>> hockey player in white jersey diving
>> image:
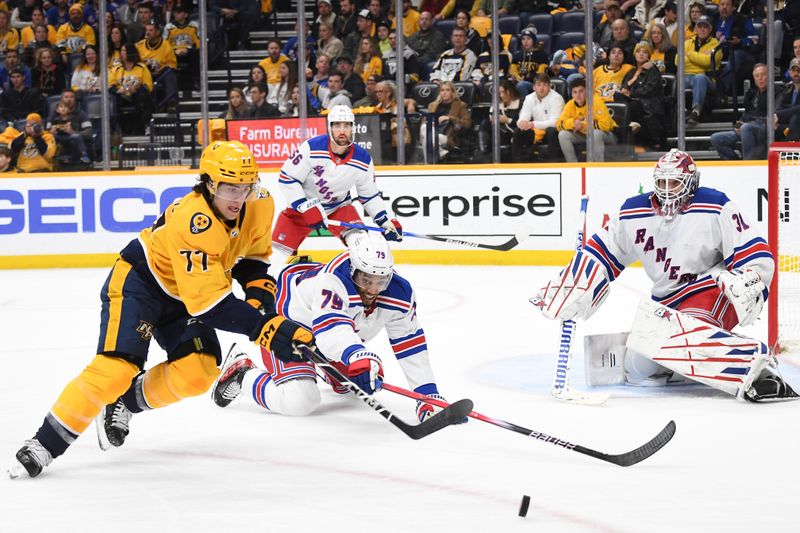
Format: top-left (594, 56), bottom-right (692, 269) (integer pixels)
top-left (534, 149), bottom-right (797, 401)
top-left (211, 232), bottom-right (460, 421)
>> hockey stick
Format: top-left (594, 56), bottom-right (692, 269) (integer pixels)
top-left (550, 196), bottom-right (610, 406)
top-left (324, 219), bottom-right (532, 252)
top-left (298, 346), bottom-right (473, 440)
top-left (382, 383), bottom-right (675, 467)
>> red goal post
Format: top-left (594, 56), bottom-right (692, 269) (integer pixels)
top-left (768, 142), bottom-right (800, 353)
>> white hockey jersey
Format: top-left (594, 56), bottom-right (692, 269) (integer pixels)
top-left (275, 253), bottom-right (440, 396)
top-left (585, 188), bottom-right (774, 308)
top-left (278, 134), bottom-right (389, 221)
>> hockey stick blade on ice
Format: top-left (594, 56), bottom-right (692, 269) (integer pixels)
top-left (382, 383), bottom-right (675, 466)
top-left (300, 346), bottom-right (473, 440)
top-left (325, 220), bottom-right (532, 252)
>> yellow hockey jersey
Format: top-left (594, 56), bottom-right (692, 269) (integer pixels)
top-left (21, 24), bottom-right (58, 47)
top-left (13, 131), bottom-right (57, 172)
top-left (137, 188), bottom-right (275, 316)
top-left (258, 54), bottom-right (289, 85)
top-left (557, 94), bottom-right (617, 133)
top-left (109, 62), bottom-right (153, 93)
top-left (164, 22), bottom-right (200, 53)
top-left (593, 64), bottom-right (635, 101)
top-left (136, 37), bottom-right (177, 72)
top-left (0, 27), bottom-right (19, 53)
top-left (56, 22), bottom-right (95, 54)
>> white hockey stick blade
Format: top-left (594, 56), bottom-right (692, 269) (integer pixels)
top-left (552, 387), bottom-right (610, 406)
top-left (515, 224), bottom-right (535, 246)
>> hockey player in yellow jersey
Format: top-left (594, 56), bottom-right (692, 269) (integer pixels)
top-left (8, 141), bottom-right (314, 479)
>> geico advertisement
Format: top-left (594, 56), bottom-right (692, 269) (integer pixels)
top-left (0, 174), bottom-right (194, 255)
top-left (584, 164), bottom-right (768, 234)
top-left (377, 170), bottom-right (567, 236)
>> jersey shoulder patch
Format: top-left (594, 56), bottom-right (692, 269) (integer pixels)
top-left (189, 212), bottom-right (212, 234)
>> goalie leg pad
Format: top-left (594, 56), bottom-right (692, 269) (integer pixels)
top-left (627, 297), bottom-right (769, 398)
top-left (140, 353), bottom-right (220, 409)
top-left (243, 369), bottom-right (320, 415)
top-left (40, 355), bottom-right (139, 458)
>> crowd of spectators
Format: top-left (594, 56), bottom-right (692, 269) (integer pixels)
top-left (1, 0), bottom-right (799, 170)
top-left (212, 0), bottom-right (800, 163)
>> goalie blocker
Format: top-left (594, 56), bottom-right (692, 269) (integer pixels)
top-left (584, 298), bottom-right (798, 402)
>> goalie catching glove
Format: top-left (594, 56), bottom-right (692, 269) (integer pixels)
top-left (374, 212), bottom-right (403, 242)
top-left (250, 313), bottom-right (314, 363)
top-left (716, 268), bottom-right (766, 327)
top-left (531, 251), bottom-right (610, 321)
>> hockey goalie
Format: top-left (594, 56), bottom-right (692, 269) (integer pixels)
top-left (533, 149), bottom-right (797, 402)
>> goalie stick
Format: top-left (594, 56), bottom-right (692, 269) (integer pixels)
top-left (299, 346), bottom-right (473, 440)
top-left (550, 196), bottom-right (610, 406)
top-left (324, 220), bottom-right (531, 252)
top-left (382, 383), bottom-right (676, 467)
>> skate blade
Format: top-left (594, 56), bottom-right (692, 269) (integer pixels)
top-left (95, 410), bottom-right (112, 451)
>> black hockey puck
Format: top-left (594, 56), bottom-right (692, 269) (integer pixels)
top-left (518, 495), bottom-right (530, 517)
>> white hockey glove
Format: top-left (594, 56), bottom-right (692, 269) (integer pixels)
top-left (297, 198), bottom-right (327, 229)
top-left (343, 350), bottom-right (384, 394)
top-left (716, 268), bottom-right (766, 327)
top-left (531, 251), bottom-right (610, 321)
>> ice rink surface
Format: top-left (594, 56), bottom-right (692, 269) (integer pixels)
top-left (2, 265), bottom-right (799, 533)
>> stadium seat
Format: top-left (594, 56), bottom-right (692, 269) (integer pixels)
top-left (498, 16), bottom-right (521, 36)
top-left (82, 94), bottom-right (117, 120)
top-left (554, 11), bottom-right (585, 34)
top-left (705, 4), bottom-right (719, 17)
top-left (411, 82), bottom-right (439, 109)
top-left (550, 78), bottom-right (568, 100)
top-left (526, 13), bottom-right (553, 35)
top-left (537, 34), bottom-right (552, 55)
top-left (453, 81), bottom-right (476, 105)
top-left (554, 31), bottom-right (585, 51)
top-left (606, 102), bottom-right (633, 160)
top-left (44, 94), bottom-right (61, 121)
top-left (507, 35), bottom-right (519, 53)
top-left (435, 19), bottom-right (456, 41)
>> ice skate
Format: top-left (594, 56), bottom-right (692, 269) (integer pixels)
top-left (212, 345), bottom-right (255, 408)
top-left (744, 375), bottom-right (799, 403)
top-left (8, 439), bottom-right (53, 479)
top-left (95, 398), bottom-right (133, 451)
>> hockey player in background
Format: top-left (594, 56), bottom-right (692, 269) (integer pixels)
top-left (211, 232), bottom-right (460, 423)
top-left (8, 141), bottom-right (314, 479)
top-left (533, 149), bottom-right (797, 402)
top-left (272, 104), bottom-right (402, 263)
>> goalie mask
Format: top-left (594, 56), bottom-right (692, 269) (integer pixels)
top-left (327, 104), bottom-right (355, 149)
top-left (349, 232), bottom-right (393, 295)
top-left (652, 149), bottom-right (699, 220)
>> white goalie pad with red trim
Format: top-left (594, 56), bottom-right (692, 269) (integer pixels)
top-left (626, 297), bottom-right (770, 398)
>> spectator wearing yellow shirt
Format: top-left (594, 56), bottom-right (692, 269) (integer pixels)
top-left (258, 39), bottom-right (289, 85)
top-left (354, 36), bottom-right (382, 83)
top-left (556, 78), bottom-right (617, 162)
top-left (109, 44), bottom-right (154, 135)
top-left (10, 113), bottom-right (57, 172)
top-left (0, 10), bottom-right (21, 54)
top-left (56, 4), bottom-right (95, 58)
top-left (20, 8), bottom-right (57, 48)
top-left (389, 0), bottom-right (420, 37)
top-left (681, 15), bottom-right (720, 125)
top-left (592, 45), bottom-right (635, 102)
top-left (137, 22), bottom-right (178, 109)
top-left (164, 5), bottom-right (200, 95)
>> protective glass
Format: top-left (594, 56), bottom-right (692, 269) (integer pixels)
top-left (213, 181), bottom-right (259, 201)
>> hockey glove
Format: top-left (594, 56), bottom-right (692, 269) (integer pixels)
top-left (374, 212), bottom-right (403, 242)
top-left (244, 276), bottom-right (277, 312)
top-left (250, 312), bottom-right (314, 363)
top-left (344, 350), bottom-right (384, 394)
top-left (416, 393), bottom-right (468, 424)
top-left (297, 198), bottom-right (326, 229)
top-left (716, 268), bottom-right (766, 327)
top-left (531, 251), bottom-right (610, 321)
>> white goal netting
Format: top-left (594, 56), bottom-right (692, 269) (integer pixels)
top-left (776, 147), bottom-right (800, 352)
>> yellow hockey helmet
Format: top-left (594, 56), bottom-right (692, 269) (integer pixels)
top-left (199, 141), bottom-right (260, 200)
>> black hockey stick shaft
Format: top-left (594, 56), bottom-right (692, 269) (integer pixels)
top-left (325, 220), bottom-right (529, 251)
top-left (382, 383), bottom-right (675, 466)
top-left (300, 347), bottom-right (473, 440)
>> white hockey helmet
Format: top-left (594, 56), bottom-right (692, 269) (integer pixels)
top-left (327, 104), bottom-right (355, 147)
top-left (652, 149), bottom-right (699, 219)
top-left (348, 232), bottom-right (393, 290)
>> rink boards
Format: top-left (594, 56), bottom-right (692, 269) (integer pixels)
top-left (0, 161), bottom-right (768, 269)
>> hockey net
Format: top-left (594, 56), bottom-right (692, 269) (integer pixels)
top-left (768, 143), bottom-right (800, 353)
